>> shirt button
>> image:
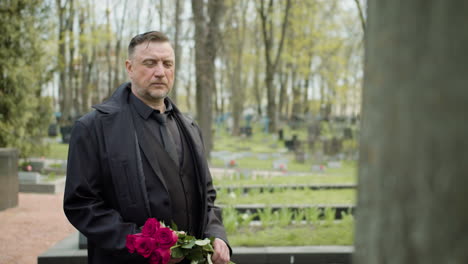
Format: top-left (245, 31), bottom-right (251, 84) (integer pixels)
top-left (163, 200), bottom-right (170, 206)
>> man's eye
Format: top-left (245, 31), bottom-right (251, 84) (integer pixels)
top-left (164, 62), bottom-right (173, 67)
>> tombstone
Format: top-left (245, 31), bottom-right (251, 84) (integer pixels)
top-left (323, 137), bottom-right (343, 156)
top-left (263, 116), bottom-right (270, 133)
top-left (295, 150), bottom-right (306, 163)
top-left (60, 125), bottom-right (73, 144)
top-left (343, 127), bottom-right (353, 140)
top-left (240, 126), bottom-right (253, 137)
top-left (273, 160), bottom-right (288, 171)
top-left (278, 129), bottom-right (284, 141)
top-left (308, 123), bottom-right (320, 151)
top-left (0, 148), bottom-right (18, 211)
top-left (327, 161), bottom-right (342, 169)
top-left (285, 134), bottom-right (301, 151)
top-left (48, 123), bottom-right (58, 137)
top-left (18, 171), bottom-right (41, 183)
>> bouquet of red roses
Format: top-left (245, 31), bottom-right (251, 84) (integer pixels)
top-left (126, 218), bottom-right (234, 264)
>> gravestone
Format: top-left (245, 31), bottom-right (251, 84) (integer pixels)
top-left (308, 123), bottom-right (320, 151)
top-left (285, 135), bottom-right (301, 151)
top-left (323, 137), bottom-right (343, 156)
top-left (273, 159), bottom-right (288, 171)
top-left (18, 171), bottom-right (41, 183)
top-left (48, 123), bottom-right (58, 137)
top-left (278, 129), bottom-right (284, 141)
top-left (60, 125), bottom-right (73, 144)
top-left (295, 150), bottom-right (306, 163)
top-left (0, 148), bottom-right (18, 211)
top-left (240, 126), bottom-right (253, 137)
top-left (343, 127), bottom-right (353, 140)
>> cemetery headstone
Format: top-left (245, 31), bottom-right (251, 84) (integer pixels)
top-left (240, 126), bottom-right (253, 137)
top-left (48, 123), bottom-right (58, 137)
top-left (60, 125), bottom-right (73, 144)
top-left (323, 137), bottom-right (343, 156)
top-left (285, 134), bottom-right (301, 151)
top-left (278, 129), bottom-right (284, 141)
top-left (343, 127), bottom-right (353, 140)
top-left (0, 148), bottom-right (18, 211)
top-left (295, 150), bottom-right (306, 163)
top-left (273, 159), bottom-right (288, 172)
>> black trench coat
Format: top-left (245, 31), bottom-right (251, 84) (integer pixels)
top-left (64, 82), bottom-right (229, 264)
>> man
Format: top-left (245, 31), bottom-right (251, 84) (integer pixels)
top-left (64, 31), bottom-right (231, 264)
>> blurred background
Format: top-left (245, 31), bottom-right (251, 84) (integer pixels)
top-left (0, 0), bottom-right (365, 263)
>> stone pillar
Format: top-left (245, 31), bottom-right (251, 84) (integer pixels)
top-left (0, 148), bottom-right (19, 211)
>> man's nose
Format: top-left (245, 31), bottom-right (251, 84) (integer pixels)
top-left (153, 63), bottom-right (165, 77)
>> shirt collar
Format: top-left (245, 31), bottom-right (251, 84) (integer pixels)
top-left (130, 93), bottom-right (173, 120)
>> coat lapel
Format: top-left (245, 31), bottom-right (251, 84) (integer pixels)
top-left (99, 99), bottom-right (153, 219)
top-left (130, 109), bottom-right (169, 192)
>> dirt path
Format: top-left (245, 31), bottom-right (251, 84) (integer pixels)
top-left (0, 192), bottom-right (75, 264)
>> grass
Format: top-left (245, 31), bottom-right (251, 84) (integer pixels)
top-left (223, 206), bottom-right (355, 246)
top-left (216, 189), bottom-right (356, 205)
top-left (213, 163), bottom-right (357, 186)
top-left (44, 142), bottom-right (69, 160)
top-left (228, 224), bottom-right (354, 246)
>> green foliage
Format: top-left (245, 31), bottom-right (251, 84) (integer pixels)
top-left (172, 232), bottom-right (235, 264)
top-left (42, 142), bottom-right (69, 160)
top-left (222, 207), bottom-right (355, 246)
top-left (0, 0), bottom-right (54, 157)
top-left (214, 172), bottom-right (356, 186)
top-left (217, 189), bottom-right (356, 205)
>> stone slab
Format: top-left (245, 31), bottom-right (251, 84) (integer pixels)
top-left (19, 177), bottom-right (66, 194)
top-left (222, 204), bottom-right (356, 220)
top-left (217, 184), bottom-right (357, 193)
top-left (0, 148), bottom-right (19, 211)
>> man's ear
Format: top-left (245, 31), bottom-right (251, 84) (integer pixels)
top-left (125, 59), bottom-right (133, 77)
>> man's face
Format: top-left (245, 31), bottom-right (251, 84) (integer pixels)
top-left (125, 41), bottom-right (175, 103)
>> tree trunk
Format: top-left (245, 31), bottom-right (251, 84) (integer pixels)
top-left (105, 2), bottom-right (112, 97)
top-left (258, 0), bottom-right (291, 133)
top-left (112, 0), bottom-right (128, 90)
top-left (65, 0), bottom-right (75, 121)
top-left (172, 0), bottom-right (182, 104)
top-left (278, 69), bottom-right (288, 120)
top-left (192, 0), bottom-right (224, 158)
top-left (56, 0), bottom-right (67, 124)
top-left (355, 1), bottom-right (468, 264)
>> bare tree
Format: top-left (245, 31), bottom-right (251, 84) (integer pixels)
top-left (56, 0), bottom-right (67, 123)
top-left (257, 0), bottom-right (291, 133)
top-left (192, 0), bottom-right (224, 157)
top-left (112, 0), bottom-right (128, 91)
top-left (355, 1), bottom-right (468, 263)
top-left (353, 0), bottom-right (366, 32)
top-left (172, 0), bottom-right (183, 104)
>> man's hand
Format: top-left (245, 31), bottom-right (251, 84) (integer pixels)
top-left (211, 238), bottom-right (230, 264)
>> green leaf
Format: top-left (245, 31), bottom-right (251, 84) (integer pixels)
top-left (181, 239), bottom-right (196, 249)
top-left (171, 220), bottom-right (179, 231)
top-left (207, 253), bottom-right (213, 264)
top-left (202, 243), bottom-right (214, 252)
top-left (171, 247), bottom-right (184, 259)
top-left (195, 239), bottom-right (211, 246)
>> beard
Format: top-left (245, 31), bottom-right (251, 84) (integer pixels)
top-left (147, 88), bottom-right (169, 100)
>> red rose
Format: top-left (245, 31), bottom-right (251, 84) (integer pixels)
top-left (150, 248), bottom-right (171, 264)
top-left (134, 236), bottom-right (157, 258)
top-left (142, 218), bottom-right (161, 237)
top-left (126, 234), bottom-right (138, 253)
top-left (155, 227), bottom-right (178, 249)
